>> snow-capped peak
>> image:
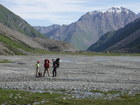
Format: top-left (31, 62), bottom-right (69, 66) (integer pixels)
top-left (87, 11), bottom-right (100, 15)
top-left (107, 6), bottom-right (130, 14)
top-left (85, 7), bottom-right (132, 16)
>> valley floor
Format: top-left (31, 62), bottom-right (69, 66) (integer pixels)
top-left (0, 55), bottom-right (140, 92)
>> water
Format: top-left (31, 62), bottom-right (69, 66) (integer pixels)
top-left (29, 89), bottom-right (107, 99)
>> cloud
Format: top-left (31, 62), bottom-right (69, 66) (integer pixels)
top-left (1, 0), bottom-right (140, 25)
top-left (4, 0), bottom-right (88, 13)
top-left (122, 3), bottom-right (140, 13)
top-left (1, 0), bottom-right (91, 25)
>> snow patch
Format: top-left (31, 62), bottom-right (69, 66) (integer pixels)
top-left (107, 7), bottom-right (130, 14)
top-left (87, 7), bottom-right (131, 15)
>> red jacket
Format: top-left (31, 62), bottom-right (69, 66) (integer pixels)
top-left (44, 59), bottom-right (50, 68)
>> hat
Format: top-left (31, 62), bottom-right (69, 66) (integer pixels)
top-left (37, 61), bottom-right (40, 63)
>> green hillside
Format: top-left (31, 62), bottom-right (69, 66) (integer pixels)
top-left (0, 4), bottom-right (44, 38)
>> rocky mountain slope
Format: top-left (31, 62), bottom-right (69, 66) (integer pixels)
top-left (34, 7), bottom-right (138, 50)
top-left (0, 24), bottom-right (74, 55)
top-left (87, 18), bottom-right (140, 53)
top-left (0, 23), bottom-right (45, 55)
top-left (0, 4), bottom-right (75, 55)
top-left (138, 13), bottom-right (140, 17)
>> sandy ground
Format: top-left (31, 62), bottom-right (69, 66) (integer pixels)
top-left (0, 55), bottom-right (140, 92)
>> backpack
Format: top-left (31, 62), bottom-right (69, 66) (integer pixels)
top-left (44, 59), bottom-right (50, 68)
top-left (55, 58), bottom-right (60, 67)
top-left (52, 61), bottom-right (56, 67)
top-left (38, 72), bottom-right (42, 77)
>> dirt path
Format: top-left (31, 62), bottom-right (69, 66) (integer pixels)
top-left (0, 55), bottom-right (140, 92)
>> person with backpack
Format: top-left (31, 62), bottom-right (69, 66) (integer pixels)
top-left (43, 59), bottom-right (50, 77)
top-left (52, 58), bottom-right (60, 77)
top-left (52, 59), bottom-right (56, 77)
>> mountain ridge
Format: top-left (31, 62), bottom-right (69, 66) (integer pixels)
top-left (0, 4), bottom-right (75, 55)
top-left (34, 7), bottom-right (138, 50)
top-left (87, 18), bottom-right (140, 53)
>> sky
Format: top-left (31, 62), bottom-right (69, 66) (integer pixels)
top-left (1, 0), bottom-right (140, 26)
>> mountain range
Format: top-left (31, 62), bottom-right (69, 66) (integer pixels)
top-left (34, 7), bottom-right (138, 50)
top-left (87, 17), bottom-right (140, 53)
top-left (0, 4), bottom-right (139, 54)
top-left (0, 4), bottom-right (74, 55)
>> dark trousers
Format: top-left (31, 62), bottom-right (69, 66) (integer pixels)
top-left (52, 67), bottom-right (57, 77)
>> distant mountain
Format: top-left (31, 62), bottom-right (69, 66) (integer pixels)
top-left (0, 4), bottom-right (75, 54)
top-left (34, 24), bottom-right (66, 41)
top-left (34, 7), bottom-right (137, 50)
top-left (87, 18), bottom-right (140, 53)
top-left (34, 25), bottom-right (62, 34)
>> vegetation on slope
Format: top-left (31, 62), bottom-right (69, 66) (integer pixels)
top-left (0, 4), bottom-right (44, 38)
top-left (0, 33), bottom-right (49, 55)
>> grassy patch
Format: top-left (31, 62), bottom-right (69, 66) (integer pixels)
top-left (0, 89), bottom-right (140, 105)
top-left (54, 52), bottom-right (140, 56)
top-left (0, 59), bottom-right (14, 63)
top-left (0, 89), bottom-right (67, 105)
top-left (78, 52), bottom-right (140, 56)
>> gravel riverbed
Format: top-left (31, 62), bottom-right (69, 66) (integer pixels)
top-left (0, 55), bottom-right (140, 92)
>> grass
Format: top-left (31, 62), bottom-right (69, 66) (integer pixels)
top-left (0, 89), bottom-right (140, 105)
top-left (0, 59), bottom-right (14, 63)
top-left (78, 52), bottom-right (140, 56)
top-left (0, 89), bottom-right (66, 105)
top-left (52, 51), bottom-right (140, 56)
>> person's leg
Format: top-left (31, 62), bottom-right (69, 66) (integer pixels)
top-left (54, 67), bottom-right (57, 77)
top-left (52, 67), bottom-right (56, 77)
top-left (36, 68), bottom-right (38, 77)
top-left (43, 68), bottom-right (46, 77)
top-left (47, 68), bottom-right (50, 77)
top-left (53, 67), bottom-right (55, 77)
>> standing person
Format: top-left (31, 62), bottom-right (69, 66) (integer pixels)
top-left (52, 59), bottom-right (56, 77)
top-left (52, 58), bottom-right (60, 77)
top-left (35, 61), bottom-right (40, 77)
top-left (43, 59), bottom-right (50, 77)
